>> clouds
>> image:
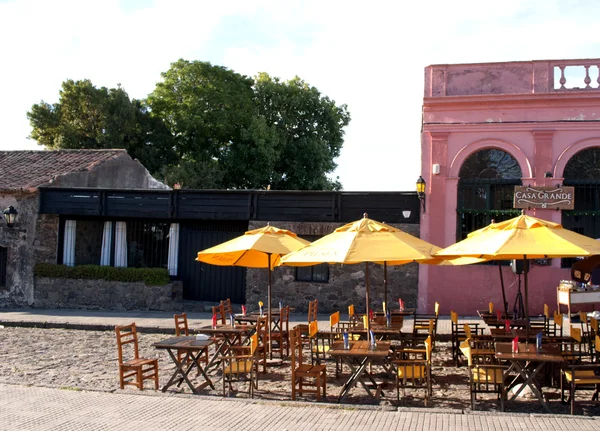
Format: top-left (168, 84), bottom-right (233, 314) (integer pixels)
top-left (2, 0), bottom-right (600, 190)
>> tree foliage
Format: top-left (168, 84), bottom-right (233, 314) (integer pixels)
top-left (27, 79), bottom-right (176, 175)
top-left (28, 61), bottom-right (351, 191)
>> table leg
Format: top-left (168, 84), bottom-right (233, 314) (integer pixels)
top-left (162, 349), bottom-right (200, 394)
top-left (506, 360), bottom-right (551, 413)
top-left (337, 357), bottom-right (384, 403)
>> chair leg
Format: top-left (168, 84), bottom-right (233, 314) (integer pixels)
top-left (119, 366), bottom-right (125, 390)
top-left (154, 362), bottom-right (159, 390)
top-left (137, 368), bottom-right (143, 390)
top-left (571, 383), bottom-right (576, 415)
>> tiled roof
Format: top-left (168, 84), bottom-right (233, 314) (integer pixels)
top-left (0, 149), bottom-right (130, 191)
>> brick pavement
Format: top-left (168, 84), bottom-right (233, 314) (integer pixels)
top-left (1, 383), bottom-right (599, 431)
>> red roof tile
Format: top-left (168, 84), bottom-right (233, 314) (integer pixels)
top-left (0, 149), bottom-right (130, 191)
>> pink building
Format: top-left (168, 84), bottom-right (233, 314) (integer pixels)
top-left (419, 59), bottom-right (600, 316)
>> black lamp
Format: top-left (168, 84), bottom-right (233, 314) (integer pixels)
top-left (416, 176), bottom-right (426, 212)
top-left (3, 206), bottom-right (17, 228)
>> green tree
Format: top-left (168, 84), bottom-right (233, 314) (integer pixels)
top-left (147, 61), bottom-right (350, 190)
top-left (251, 73), bottom-right (350, 190)
top-left (27, 79), bottom-right (176, 175)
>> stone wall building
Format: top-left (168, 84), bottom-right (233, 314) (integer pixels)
top-left (0, 149), bottom-right (169, 308)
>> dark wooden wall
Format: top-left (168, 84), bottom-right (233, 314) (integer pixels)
top-left (39, 188), bottom-right (420, 224)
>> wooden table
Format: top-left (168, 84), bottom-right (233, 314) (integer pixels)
top-left (328, 340), bottom-right (392, 403)
top-left (195, 324), bottom-right (255, 371)
top-left (495, 342), bottom-right (564, 413)
top-left (153, 336), bottom-right (214, 394)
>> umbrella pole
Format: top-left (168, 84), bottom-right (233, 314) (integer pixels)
top-left (365, 262), bottom-right (371, 340)
top-left (267, 253), bottom-right (272, 360)
top-left (384, 262), bottom-right (388, 313)
top-left (498, 262), bottom-right (509, 319)
top-left (524, 258), bottom-right (530, 343)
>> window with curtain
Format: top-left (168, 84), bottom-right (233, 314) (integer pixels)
top-left (561, 147), bottom-right (600, 268)
top-left (294, 235), bottom-right (329, 283)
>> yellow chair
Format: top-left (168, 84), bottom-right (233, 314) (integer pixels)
top-left (221, 332), bottom-right (259, 398)
top-left (561, 335), bottom-right (600, 414)
top-left (460, 339), bottom-right (506, 411)
top-left (394, 335), bottom-right (432, 406)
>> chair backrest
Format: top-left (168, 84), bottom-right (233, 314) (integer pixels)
top-left (488, 302), bottom-right (493, 314)
top-left (544, 304), bottom-right (551, 319)
top-left (434, 302), bottom-right (440, 317)
top-left (308, 299), bottom-right (318, 323)
top-left (221, 298), bottom-right (233, 316)
top-left (579, 311), bottom-right (589, 331)
top-left (212, 303), bottom-right (227, 324)
top-left (329, 311), bottom-right (340, 329)
top-left (348, 304), bottom-right (355, 320)
top-left (571, 326), bottom-right (582, 343)
top-left (424, 335), bottom-right (432, 362)
top-left (450, 311), bottom-right (458, 325)
top-left (115, 323), bottom-right (140, 364)
top-left (595, 334), bottom-right (600, 353)
top-left (464, 323), bottom-right (473, 339)
top-left (249, 332), bottom-right (258, 355)
top-left (174, 313), bottom-right (189, 336)
top-left (554, 312), bottom-right (564, 328)
top-left (256, 315), bottom-right (268, 340)
top-left (279, 306), bottom-right (290, 332)
top-left (591, 317), bottom-right (599, 334)
top-left (459, 338), bottom-right (473, 367)
top-left (309, 320), bottom-right (319, 338)
top-left (290, 327), bottom-right (304, 368)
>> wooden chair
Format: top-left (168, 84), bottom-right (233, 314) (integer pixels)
top-left (267, 306), bottom-right (290, 359)
top-left (546, 311), bottom-right (564, 337)
top-left (413, 302), bottom-right (440, 348)
top-left (221, 298), bottom-right (233, 317)
top-left (290, 326), bottom-right (327, 401)
top-left (450, 312), bottom-right (481, 367)
top-left (296, 299), bottom-right (318, 338)
top-left (561, 334), bottom-right (600, 414)
top-left (212, 303), bottom-right (227, 324)
top-left (460, 338), bottom-right (506, 411)
top-left (174, 313), bottom-right (208, 368)
top-left (254, 315), bottom-right (268, 373)
top-left (221, 332), bottom-right (259, 398)
top-left (393, 335), bottom-right (433, 406)
top-left (115, 323), bottom-right (159, 391)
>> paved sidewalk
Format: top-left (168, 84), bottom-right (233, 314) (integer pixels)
top-left (0, 308), bottom-right (485, 336)
top-left (1, 383), bottom-right (599, 431)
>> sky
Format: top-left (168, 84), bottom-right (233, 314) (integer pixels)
top-left (1, 0), bottom-right (600, 191)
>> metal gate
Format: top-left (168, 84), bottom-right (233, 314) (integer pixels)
top-left (178, 220), bottom-right (248, 303)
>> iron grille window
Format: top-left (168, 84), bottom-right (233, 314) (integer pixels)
top-left (0, 246), bottom-right (6, 287)
top-left (126, 221), bottom-right (170, 269)
top-left (560, 147), bottom-right (600, 267)
top-left (295, 235), bottom-right (329, 283)
top-left (457, 149), bottom-right (522, 266)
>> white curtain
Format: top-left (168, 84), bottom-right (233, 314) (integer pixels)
top-left (114, 221), bottom-right (127, 268)
top-left (167, 223), bottom-right (180, 276)
top-left (62, 220), bottom-right (76, 267)
top-left (100, 221), bottom-right (113, 266)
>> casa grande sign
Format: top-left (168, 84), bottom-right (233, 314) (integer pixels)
top-left (513, 186), bottom-right (574, 210)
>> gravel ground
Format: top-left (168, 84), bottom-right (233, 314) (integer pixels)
top-left (1, 326), bottom-right (600, 415)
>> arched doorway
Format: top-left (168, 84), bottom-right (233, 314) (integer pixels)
top-left (457, 148), bottom-right (522, 240)
top-left (562, 147), bottom-right (600, 267)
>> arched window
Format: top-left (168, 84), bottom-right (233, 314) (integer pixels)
top-left (457, 148), bottom-right (522, 239)
top-left (562, 147), bottom-right (600, 267)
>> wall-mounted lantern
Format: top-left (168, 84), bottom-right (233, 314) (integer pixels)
top-left (3, 206), bottom-right (18, 228)
top-left (416, 176), bottom-right (426, 213)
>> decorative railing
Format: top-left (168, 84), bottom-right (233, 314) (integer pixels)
top-left (552, 60), bottom-right (600, 91)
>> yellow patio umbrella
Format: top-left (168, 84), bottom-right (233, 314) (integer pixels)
top-left (279, 213), bottom-right (479, 329)
top-left (434, 213), bottom-right (600, 329)
top-left (196, 224), bottom-right (310, 358)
